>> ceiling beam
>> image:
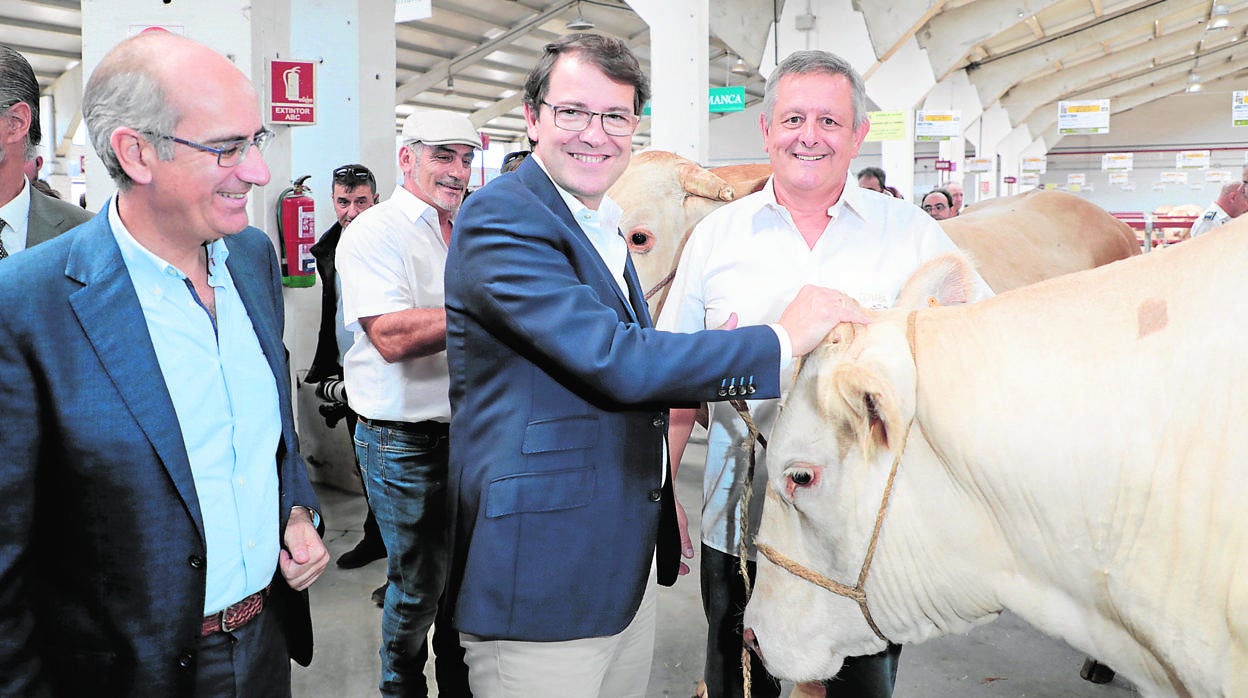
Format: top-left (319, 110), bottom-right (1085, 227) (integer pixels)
top-left (995, 13), bottom-right (1246, 127)
top-left (852, 0), bottom-right (949, 65)
top-left (919, 0), bottom-right (1063, 81)
top-left (967, 0), bottom-right (1176, 104)
top-left (396, 0), bottom-right (576, 103)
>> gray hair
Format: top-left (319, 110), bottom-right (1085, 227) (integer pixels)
top-left (0, 45), bottom-right (42, 161)
top-left (762, 50), bottom-right (867, 130)
top-left (81, 40), bottom-right (179, 190)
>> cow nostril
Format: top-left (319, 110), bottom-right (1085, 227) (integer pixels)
top-left (742, 627), bottom-right (763, 659)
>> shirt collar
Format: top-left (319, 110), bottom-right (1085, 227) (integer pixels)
top-left (756, 174), bottom-right (867, 223)
top-left (107, 194), bottom-right (230, 288)
top-left (531, 154), bottom-right (624, 235)
top-left (388, 184), bottom-right (447, 233)
top-left (0, 177), bottom-right (31, 242)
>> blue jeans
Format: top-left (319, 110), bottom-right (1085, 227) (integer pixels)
top-left (355, 418), bottom-right (458, 698)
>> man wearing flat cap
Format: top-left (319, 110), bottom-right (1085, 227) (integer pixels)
top-left (336, 109), bottom-right (479, 697)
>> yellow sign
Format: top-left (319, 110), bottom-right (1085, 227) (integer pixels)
top-left (865, 111), bottom-right (907, 142)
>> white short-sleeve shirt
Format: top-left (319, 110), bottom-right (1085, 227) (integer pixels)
top-left (337, 185), bottom-right (451, 423)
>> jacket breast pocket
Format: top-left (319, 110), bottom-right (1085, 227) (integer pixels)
top-left (486, 467), bottom-right (596, 518)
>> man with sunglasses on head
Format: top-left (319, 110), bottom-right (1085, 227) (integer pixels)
top-left (336, 110), bottom-right (478, 697)
top-left (306, 164), bottom-right (387, 595)
top-left (0, 32), bottom-right (328, 696)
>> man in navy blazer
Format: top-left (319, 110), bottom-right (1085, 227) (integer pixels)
top-left (444, 33), bottom-right (866, 696)
top-left (0, 32), bottom-right (328, 696)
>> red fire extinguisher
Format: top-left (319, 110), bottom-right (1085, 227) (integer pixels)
top-left (277, 175), bottom-right (316, 288)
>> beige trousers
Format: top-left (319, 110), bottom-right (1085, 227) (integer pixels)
top-left (460, 568), bottom-right (658, 698)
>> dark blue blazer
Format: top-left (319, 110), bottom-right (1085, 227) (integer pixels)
top-left (0, 209), bottom-right (319, 696)
top-left (444, 158), bottom-right (781, 641)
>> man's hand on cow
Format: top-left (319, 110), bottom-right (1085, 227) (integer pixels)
top-left (778, 286), bottom-right (871, 356)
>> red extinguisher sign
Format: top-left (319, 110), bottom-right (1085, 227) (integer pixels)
top-left (278, 175), bottom-right (317, 288)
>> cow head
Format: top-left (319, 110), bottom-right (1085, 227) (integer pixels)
top-left (743, 254), bottom-right (979, 682)
top-left (608, 151), bottom-right (737, 315)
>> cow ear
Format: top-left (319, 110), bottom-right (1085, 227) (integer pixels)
top-left (895, 253), bottom-right (977, 310)
top-left (818, 362), bottom-right (905, 461)
top-left (677, 162), bottom-right (735, 202)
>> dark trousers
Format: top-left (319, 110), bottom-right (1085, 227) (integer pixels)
top-left (701, 544), bottom-right (901, 698)
top-left (194, 604), bottom-right (291, 698)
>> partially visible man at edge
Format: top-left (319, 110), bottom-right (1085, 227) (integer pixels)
top-left (0, 31), bottom-right (328, 696)
top-left (443, 33), bottom-right (867, 697)
top-left (661, 50), bottom-right (992, 698)
top-left (1189, 170), bottom-right (1248, 238)
top-left (0, 44), bottom-right (91, 260)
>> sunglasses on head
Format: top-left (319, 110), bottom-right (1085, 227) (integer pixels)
top-left (333, 165), bottom-right (375, 184)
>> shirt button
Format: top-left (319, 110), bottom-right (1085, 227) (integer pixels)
top-left (248, 541), bottom-right (256, 550)
top-left (648, 488), bottom-right (662, 502)
top-left (177, 651), bottom-right (195, 668)
top-left (187, 555), bottom-right (204, 569)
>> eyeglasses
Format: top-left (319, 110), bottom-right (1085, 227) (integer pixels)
top-left (541, 101), bottom-right (640, 137)
top-left (151, 129), bottom-right (275, 167)
top-left (333, 165), bottom-right (376, 184)
top-left (922, 202), bottom-right (949, 212)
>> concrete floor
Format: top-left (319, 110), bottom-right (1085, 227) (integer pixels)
top-left (292, 437), bottom-right (1142, 697)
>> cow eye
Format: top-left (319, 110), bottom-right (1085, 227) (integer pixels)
top-left (626, 227), bottom-right (655, 253)
top-left (785, 466), bottom-right (816, 487)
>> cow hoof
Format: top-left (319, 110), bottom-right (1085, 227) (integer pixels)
top-left (1080, 657), bottom-right (1116, 684)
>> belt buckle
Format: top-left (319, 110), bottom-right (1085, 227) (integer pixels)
top-left (219, 605), bottom-right (242, 633)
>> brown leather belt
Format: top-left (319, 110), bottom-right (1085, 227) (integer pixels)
top-left (202, 585), bottom-right (270, 636)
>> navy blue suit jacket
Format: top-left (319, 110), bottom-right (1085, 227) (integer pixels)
top-left (444, 158), bottom-right (781, 641)
top-left (0, 209), bottom-right (319, 696)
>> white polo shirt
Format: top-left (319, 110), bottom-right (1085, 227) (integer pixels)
top-left (337, 185), bottom-right (451, 423)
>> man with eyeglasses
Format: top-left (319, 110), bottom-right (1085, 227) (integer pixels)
top-left (443, 34), bottom-right (866, 696)
top-left (0, 45), bottom-right (91, 261)
top-left (305, 164), bottom-right (387, 587)
top-left (1189, 169), bottom-right (1248, 238)
top-left (922, 188), bottom-right (956, 220)
top-left (0, 32), bottom-right (328, 695)
top-left (336, 110), bottom-right (478, 697)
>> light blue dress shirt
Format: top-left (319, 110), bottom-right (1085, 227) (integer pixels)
top-left (108, 199), bottom-right (282, 614)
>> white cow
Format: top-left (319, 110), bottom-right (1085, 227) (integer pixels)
top-left (743, 224), bottom-right (1248, 697)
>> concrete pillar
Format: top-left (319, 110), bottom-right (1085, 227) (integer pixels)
top-left (629, 0), bottom-right (709, 161)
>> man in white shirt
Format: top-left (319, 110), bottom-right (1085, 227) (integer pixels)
top-left (658, 50), bottom-right (991, 698)
top-left (336, 110), bottom-right (478, 697)
top-left (1189, 173), bottom-right (1248, 238)
top-left (0, 44), bottom-right (90, 260)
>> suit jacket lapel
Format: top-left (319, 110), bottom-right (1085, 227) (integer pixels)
top-left (64, 214), bottom-right (206, 537)
top-left (516, 159), bottom-right (640, 323)
top-left (26, 188), bottom-right (65, 247)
